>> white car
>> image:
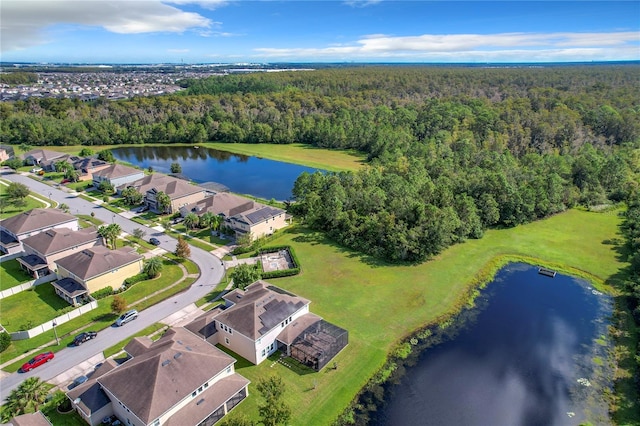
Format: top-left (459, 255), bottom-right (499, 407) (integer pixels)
top-left (115, 309), bottom-right (138, 326)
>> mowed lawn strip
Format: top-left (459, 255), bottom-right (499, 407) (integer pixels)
top-left (221, 208), bottom-right (623, 425)
top-left (0, 179), bottom-right (48, 219)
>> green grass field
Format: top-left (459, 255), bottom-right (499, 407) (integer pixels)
top-left (0, 259), bottom-right (33, 291)
top-left (220, 208), bottom-right (624, 425)
top-left (0, 179), bottom-right (49, 219)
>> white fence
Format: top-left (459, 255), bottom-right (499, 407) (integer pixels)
top-left (0, 252), bottom-right (22, 263)
top-left (0, 273), bottom-right (56, 300)
top-left (9, 299), bottom-right (98, 340)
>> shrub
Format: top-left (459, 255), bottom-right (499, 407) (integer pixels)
top-left (0, 332), bottom-right (11, 353)
top-left (124, 273), bottom-right (148, 286)
top-left (91, 287), bottom-right (113, 300)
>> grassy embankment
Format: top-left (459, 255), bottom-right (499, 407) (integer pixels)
top-left (219, 208), bottom-right (624, 425)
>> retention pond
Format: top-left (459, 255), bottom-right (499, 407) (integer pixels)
top-left (375, 263), bottom-right (613, 426)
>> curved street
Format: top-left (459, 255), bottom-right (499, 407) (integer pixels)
top-left (0, 172), bottom-right (225, 400)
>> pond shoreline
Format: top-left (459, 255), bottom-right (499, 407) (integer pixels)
top-left (337, 255), bottom-right (615, 425)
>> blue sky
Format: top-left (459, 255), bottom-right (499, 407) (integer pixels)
top-left (2, 1), bottom-right (639, 64)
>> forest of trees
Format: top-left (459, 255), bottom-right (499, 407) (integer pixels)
top-left (1, 66), bottom-right (638, 263)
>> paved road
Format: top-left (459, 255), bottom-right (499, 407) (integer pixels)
top-left (0, 172), bottom-right (224, 400)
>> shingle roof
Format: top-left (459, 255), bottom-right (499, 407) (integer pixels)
top-left (233, 205), bottom-right (284, 225)
top-left (181, 193), bottom-right (254, 217)
top-left (126, 174), bottom-right (202, 200)
top-left (93, 163), bottom-right (142, 179)
top-left (163, 374), bottom-right (250, 426)
top-left (55, 245), bottom-right (142, 280)
top-left (98, 327), bottom-right (237, 425)
top-left (218, 281), bottom-right (309, 340)
top-left (0, 208), bottom-right (77, 236)
top-left (21, 148), bottom-right (67, 164)
top-left (52, 277), bottom-right (88, 298)
top-left (21, 227), bottom-right (100, 255)
top-left (8, 411), bottom-right (51, 426)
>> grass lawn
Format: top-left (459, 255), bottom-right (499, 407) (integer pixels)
top-left (0, 257), bottom-right (186, 369)
top-left (202, 142), bottom-right (366, 172)
top-left (0, 179), bottom-right (48, 219)
top-left (1, 284), bottom-right (70, 332)
top-left (0, 259), bottom-right (33, 290)
top-left (219, 208), bottom-right (625, 425)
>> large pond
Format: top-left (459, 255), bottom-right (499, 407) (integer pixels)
top-left (111, 145), bottom-right (319, 201)
top-left (375, 263), bottom-right (612, 426)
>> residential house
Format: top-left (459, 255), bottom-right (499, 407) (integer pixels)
top-left (0, 208), bottom-right (78, 255)
top-left (6, 411), bottom-right (52, 426)
top-left (71, 157), bottom-right (110, 181)
top-left (67, 327), bottom-right (250, 426)
top-left (53, 245), bottom-right (143, 305)
top-left (21, 149), bottom-right (67, 167)
top-left (123, 174), bottom-right (205, 214)
top-left (18, 227), bottom-right (102, 278)
top-left (186, 281), bottom-right (348, 371)
top-left (0, 148), bottom-right (10, 163)
top-left (180, 192), bottom-right (290, 241)
top-left (92, 164), bottom-right (145, 190)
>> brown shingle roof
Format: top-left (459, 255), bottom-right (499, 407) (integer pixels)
top-left (218, 281), bottom-right (310, 340)
top-left (93, 163), bottom-right (141, 179)
top-left (21, 226), bottom-right (100, 255)
top-left (21, 148), bottom-right (67, 164)
top-left (126, 174), bottom-right (202, 200)
top-left (98, 328), bottom-right (236, 424)
top-left (55, 245), bottom-right (142, 280)
top-left (163, 374), bottom-right (250, 426)
top-left (0, 208), bottom-right (76, 236)
top-left (8, 412), bottom-right (51, 426)
top-left (181, 193), bottom-right (254, 217)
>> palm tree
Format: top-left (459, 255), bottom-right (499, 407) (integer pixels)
top-left (143, 257), bottom-right (163, 278)
top-left (183, 213), bottom-right (199, 231)
top-left (64, 167), bottom-right (80, 182)
top-left (2, 377), bottom-right (49, 420)
top-left (54, 160), bottom-right (72, 173)
top-left (201, 212), bottom-right (222, 235)
top-left (156, 191), bottom-right (171, 214)
top-left (98, 223), bottom-right (121, 249)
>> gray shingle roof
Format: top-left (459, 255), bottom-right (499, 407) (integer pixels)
top-left (125, 174), bottom-right (202, 200)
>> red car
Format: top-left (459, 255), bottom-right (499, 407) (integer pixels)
top-left (21, 352), bottom-right (54, 372)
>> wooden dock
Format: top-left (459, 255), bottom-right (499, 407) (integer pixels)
top-left (538, 267), bottom-right (557, 278)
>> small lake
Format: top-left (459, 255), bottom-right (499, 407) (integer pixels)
top-left (375, 263), bottom-right (613, 426)
top-left (111, 145), bottom-right (319, 201)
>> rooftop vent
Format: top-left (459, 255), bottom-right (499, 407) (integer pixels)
top-left (161, 360), bottom-right (171, 367)
top-left (174, 352), bottom-right (182, 359)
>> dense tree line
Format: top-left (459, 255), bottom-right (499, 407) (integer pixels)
top-left (1, 66), bottom-right (638, 262)
top-left (1, 66), bottom-right (638, 152)
top-left (0, 72), bottom-right (38, 85)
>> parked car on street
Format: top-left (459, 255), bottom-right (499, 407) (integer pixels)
top-left (73, 331), bottom-right (97, 346)
top-left (115, 309), bottom-right (138, 326)
top-left (149, 237), bottom-right (161, 246)
top-left (21, 352), bottom-right (54, 372)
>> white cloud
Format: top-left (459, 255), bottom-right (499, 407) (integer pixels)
top-left (167, 48), bottom-right (190, 53)
top-left (254, 31), bottom-right (640, 62)
top-left (1, 0), bottom-right (212, 52)
top-left (343, 0), bottom-right (383, 8)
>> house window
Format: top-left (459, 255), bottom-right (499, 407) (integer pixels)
top-left (261, 348), bottom-right (266, 357)
top-left (153, 420), bottom-right (160, 426)
top-left (204, 382), bottom-right (209, 389)
top-left (225, 337), bottom-right (230, 345)
top-left (192, 391), bottom-right (197, 397)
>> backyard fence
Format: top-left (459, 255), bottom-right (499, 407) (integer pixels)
top-left (0, 273), bottom-right (56, 300)
top-left (8, 299), bottom-right (98, 340)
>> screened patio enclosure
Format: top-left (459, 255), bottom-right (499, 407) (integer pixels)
top-left (286, 319), bottom-right (348, 371)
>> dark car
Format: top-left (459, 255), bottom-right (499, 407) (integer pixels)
top-left (73, 331), bottom-right (97, 346)
top-left (149, 237), bottom-right (161, 246)
top-left (21, 352), bottom-right (54, 372)
top-left (69, 375), bottom-right (89, 389)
